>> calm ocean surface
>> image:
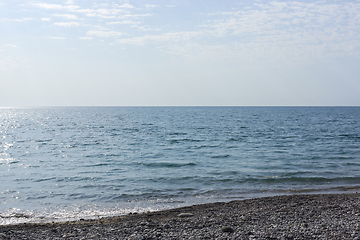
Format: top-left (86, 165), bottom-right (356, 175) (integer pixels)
top-left (1, 107), bottom-right (359, 225)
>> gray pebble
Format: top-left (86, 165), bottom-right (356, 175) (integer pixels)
top-left (178, 213), bottom-right (194, 217)
top-left (221, 226), bottom-right (234, 233)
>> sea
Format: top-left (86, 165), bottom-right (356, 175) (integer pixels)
top-left (1, 107), bottom-right (359, 225)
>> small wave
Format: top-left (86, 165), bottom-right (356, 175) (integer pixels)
top-left (14, 178), bottom-right (34, 182)
top-left (339, 134), bottom-right (360, 139)
top-left (226, 146), bottom-right (238, 149)
top-left (33, 177), bottom-right (56, 183)
top-left (56, 176), bottom-right (101, 183)
top-left (64, 144), bottom-right (78, 148)
top-left (159, 200), bottom-right (186, 203)
top-left (227, 137), bottom-right (245, 142)
top-left (136, 161), bottom-right (197, 168)
top-left (123, 127), bottom-right (140, 132)
top-left (168, 132), bottom-right (187, 136)
top-left (25, 195), bottom-right (48, 200)
top-left (275, 185), bottom-right (360, 194)
top-left (82, 142), bottom-right (102, 146)
top-left (35, 139), bottom-right (52, 143)
top-left (209, 170), bottom-right (239, 176)
top-left (177, 187), bottom-right (197, 191)
top-left (254, 176), bottom-right (360, 185)
top-left (344, 162), bottom-right (360, 166)
top-left (193, 145), bottom-right (219, 149)
top-left (169, 139), bottom-right (202, 144)
top-left (110, 133), bottom-right (122, 136)
top-left (211, 154), bottom-right (231, 158)
top-left (0, 213), bottom-right (31, 219)
top-left (0, 158), bottom-right (19, 165)
top-left (331, 185), bottom-right (360, 191)
top-left (324, 156), bottom-right (355, 161)
top-left (79, 184), bottom-right (100, 189)
top-left (84, 163), bottom-right (111, 167)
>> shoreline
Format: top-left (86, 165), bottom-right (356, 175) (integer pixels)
top-left (1, 193), bottom-right (360, 239)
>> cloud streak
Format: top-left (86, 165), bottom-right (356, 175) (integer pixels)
top-left (4, 18), bottom-right (33, 21)
top-left (86, 30), bottom-right (124, 37)
top-left (32, 3), bottom-right (80, 10)
top-left (53, 14), bottom-right (79, 19)
top-left (54, 22), bottom-right (80, 27)
top-left (117, 31), bottom-right (209, 45)
top-left (49, 36), bottom-right (67, 39)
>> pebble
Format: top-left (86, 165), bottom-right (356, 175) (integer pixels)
top-left (221, 226), bottom-right (234, 233)
top-left (178, 213), bottom-right (194, 217)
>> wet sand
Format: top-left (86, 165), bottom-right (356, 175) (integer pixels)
top-left (1, 193), bottom-right (360, 239)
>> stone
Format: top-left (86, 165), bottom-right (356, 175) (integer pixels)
top-left (178, 213), bottom-right (194, 217)
top-left (221, 226), bottom-right (234, 233)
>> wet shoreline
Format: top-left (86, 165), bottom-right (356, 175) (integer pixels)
top-left (1, 193), bottom-right (360, 239)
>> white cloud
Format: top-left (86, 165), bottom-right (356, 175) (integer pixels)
top-left (79, 36), bottom-right (93, 40)
top-left (107, 20), bottom-right (140, 25)
top-left (53, 14), bottom-right (79, 19)
top-left (54, 22), bottom-right (80, 27)
top-left (5, 44), bottom-right (17, 48)
top-left (5, 18), bottom-right (33, 21)
top-left (71, 6), bottom-right (135, 19)
top-left (32, 3), bottom-right (64, 10)
top-left (0, 57), bottom-right (18, 70)
top-left (145, 4), bottom-right (157, 8)
top-left (118, 31), bottom-right (208, 45)
top-left (87, 14), bottom-right (117, 19)
top-left (118, 3), bottom-right (134, 9)
top-left (41, 18), bottom-right (51, 21)
top-left (65, 0), bottom-right (74, 4)
top-left (125, 13), bottom-right (152, 18)
top-left (71, 8), bottom-right (94, 14)
top-left (86, 30), bottom-right (124, 37)
top-left (96, 8), bottom-right (124, 15)
top-left (135, 26), bottom-right (161, 32)
top-left (32, 3), bottom-right (79, 10)
top-left (49, 36), bottom-right (67, 39)
top-left (65, 5), bottom-right (80, 11)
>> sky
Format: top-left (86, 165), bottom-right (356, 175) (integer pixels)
top-left (1, 0), bottom-right (360, 106)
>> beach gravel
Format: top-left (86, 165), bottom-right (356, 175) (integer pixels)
top-left (1, 193), bottom-right (360, 239)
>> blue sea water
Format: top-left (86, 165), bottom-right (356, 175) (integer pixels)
top-left (1, 107), bottom-right (360, 225)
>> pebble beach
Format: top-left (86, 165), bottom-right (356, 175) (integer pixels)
top-left (1, 193), bottom-right (360, 239)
